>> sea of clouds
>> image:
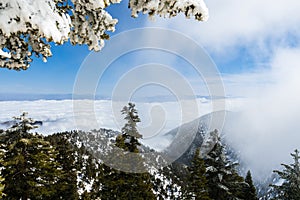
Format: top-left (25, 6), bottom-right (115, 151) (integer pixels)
top-left (0, 98), bottom-right (241, 134)
top-left (0, 98), bottom-right (241, 147)
top-left (0, 89), bottom-right (299, 181)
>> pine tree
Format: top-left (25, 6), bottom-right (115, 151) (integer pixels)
top-left (0, 149), bottom-right (5, 198)
top-left (101, 103), bottom-right (156, 200)
top-left (45, 132), bottom-right (79, 200)
top-left (204, 132), bottom-right (246, 200)
top-left (270, 149), bottom-right (300, 200)
top-left (186, 148), bottom-right (210, 200)
top-left (49, 131), bottom-right (104, 199)
top-left (117, 102), bottom-right (142, 153)
top-left (244, 170), bottom-right (258, 200)
top-left (0, 113), bottom-right (65, 200)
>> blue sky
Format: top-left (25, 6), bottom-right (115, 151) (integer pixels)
top-left (0, 0), bottom-right (258, 96)
top-left (1, 0), bottom-right (300, 99)
top-left (0, 1), bottom-right (148, 95)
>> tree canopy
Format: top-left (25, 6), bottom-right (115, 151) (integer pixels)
top-left (0, 113), bottom-right (65, 199)
top-left (0, 112), bottom-right (263, 199)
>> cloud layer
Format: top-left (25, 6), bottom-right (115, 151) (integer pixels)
top-left (0, 98), bottom-right (228, 138)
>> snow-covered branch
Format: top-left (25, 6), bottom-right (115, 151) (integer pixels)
top-left (129, 0), bottom-right (208, 21)
top-left (0, 0), bottom-right (119, 70)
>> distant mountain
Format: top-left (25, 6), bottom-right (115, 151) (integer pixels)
top-left (162, 110), bottom-right (227, 165)
top-left (0, 93), bottom-right (113, 101)
top-left (0, 93), bottom-right (225, 102)
top-left (0, 93), bottom-right (73, 101)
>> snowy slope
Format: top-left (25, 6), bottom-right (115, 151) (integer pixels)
top-left (161, 111), bottom-right (280, 198)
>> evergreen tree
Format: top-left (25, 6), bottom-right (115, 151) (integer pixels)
top-left (204, 132), bottom-right (246, 200)
top-left (101, 103), bottom-right (156, 200)
top-left (0, 149), bottom-right (5, 198)
top-left (46, 131), bottom-right (105, 199)
top-left (244, 170), bottom-right (258, 200)
top-left (45, 132), bottom-right (79, 200)
top-left (0, 113), bottom-right (65, 200)
top-left (186, 148), bottom-right (210, 200)
top-left (270, 149), bottom-right (300, 200)
top-left (117, 102), bottom-right (142, 153)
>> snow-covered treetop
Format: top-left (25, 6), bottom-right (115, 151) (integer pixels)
top-left (121, 102), bottom-right (142, 139)
top-left (0, 0), bottom-right (208, 70)
top-left (8, 112), bottom-right (39, 133)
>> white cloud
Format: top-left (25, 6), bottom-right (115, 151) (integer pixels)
top-left (146, 0), bottom-right (300, 53)
top-left (224, 47), bottom-right (300, 180)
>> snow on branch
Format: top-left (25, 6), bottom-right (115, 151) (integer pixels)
top-left (129, 0), bottom-right (209, 21)
top-left (0, 49), bottom-right (10, 58)
top-left (0, 0), bottom-right (119, 70)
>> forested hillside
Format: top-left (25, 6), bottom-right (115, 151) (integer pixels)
top-left (0, 109), bottom-right (298, 199)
